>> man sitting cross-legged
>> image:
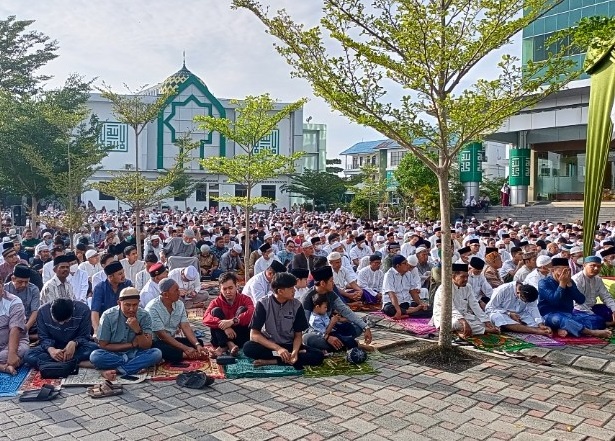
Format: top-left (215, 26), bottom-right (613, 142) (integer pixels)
top-left (203, 272), bottom-right (254, 358)
top-left (4, 264), bottom-right (40, 342)
top-left (243, 272), bottom-right (324, 369)
top-left (90, 287), bottom-right (162, 380)
top-left (0, 287), bottom-right (29, 375)
top-left (432, 263), bottom-right (500, 338)
top-left (538, 258), bottom-right (612, 339)
top-left (381, 255), bottom-right (431, 319)
top-left (25, 298), bottom-right (99, 369)
top-left (485, 282), bottom-right (552, 335)
top-left (145, 278), bottom-right (207, 363)
top-left (572, 256), bottom-right (615, 326)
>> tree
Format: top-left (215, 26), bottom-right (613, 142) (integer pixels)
top-left (480, 176), bottom-right (507, 206)
top-left (282, 169), bottom-right (349, 209)
top-left (98, 83), bottom-right (175, 258)
top-left (325, 158), bottom-right (344, 174)
top-left (395, 152), bottom-right (438, 220)
top-left (196, 94), bottom-right (305, 268)
top-left (164, 134), bottom-right (199, 210)
top-left (349, 165), bottom-right (387, 220)
top-left (233, 0), bottom-right (582, 349)
top-left (0, 16), bottom-right (59, 97)
top-left (0, 75), bottom-right (101, 222)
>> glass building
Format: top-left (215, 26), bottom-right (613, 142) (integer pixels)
top-left (489, 1), bottom-right (615, 202)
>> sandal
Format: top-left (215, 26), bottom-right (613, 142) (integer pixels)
top-left (176, 371), bottom-right (214, 389)
top-left (230, 346), bottom-right (240, 357)
top-left (19, 384), bottom-right (60, 402)
top-left (87, 381), bottom-right (124, 399)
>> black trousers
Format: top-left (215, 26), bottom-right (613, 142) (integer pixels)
top-left (209, 306), bottom-right (250, 348)
top-left (382, 301), bottom-right (432, 318)
top-left (152, 337), bottom-right (203, 364)
top-left (242, 341), bottom-right (324, 370)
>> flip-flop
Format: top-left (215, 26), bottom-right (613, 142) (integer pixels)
top-left (87, 381), bottom-right (124, 399)
top-left (176, 371), bottom-right (214, 389)
top-left (19, 384), bottom-right (60, 402)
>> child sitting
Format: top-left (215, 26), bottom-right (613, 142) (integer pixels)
top-left (308, 295), bottom-right (357, 351)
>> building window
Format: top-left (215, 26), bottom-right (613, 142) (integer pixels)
top-left (390, 151), bottom-right (407, 167)
top-left (99, 191), bottom-right (115, 201)
top-left (235, 185), bottom-right (247, 198)
top-left (195, 184), bottom-right (207, 202)
top-left (352, 157), bottom-right (358, 169)
top-left (261, 185), bottom-right (276, 200)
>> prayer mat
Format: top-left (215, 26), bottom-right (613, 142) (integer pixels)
top-left (186, 308), bottom-right (205, 320)
top-left (150, 357), bottom-right (224, 381)
top-left (61, 368), bottom-right (148, 386)
top-left (463, 334), bottom-right (535, 352)
top-left (370, 312), bottom-right (437, 335)
top-left (19, 369), bottom-right (61, 392)
top-left (0, 365), bottom-right (30, 397)
top-left (553, 335), bottom-right (609, 345)
top-left (303, 354), bottom-right (378, 378)
top-left (223, 354), bottom-right (302, 379)
top-left (505, 332), bottom-right (564, 347)
top-left (348, 302), bottom-right (382, 313)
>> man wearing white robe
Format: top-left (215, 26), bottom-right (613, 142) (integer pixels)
top-left (572, 256), bottom-right (615, 325)
top-left (356, 255), bottom-right (384, 300)
top-left (242, 260), bottom-right (286, 306)
top-left (485, 281), bottom-right (551, 335)
top-left (524, 256), bottom-right (552, 289)
top-left (467, 257), bottom-right (493, 308)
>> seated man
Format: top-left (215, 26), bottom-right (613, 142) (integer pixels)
top-left (203, 272), bottom-right (254, 357)
top-left (134, 252), bottom-right (158, 292)
top-left (356, 254), bottom-right (384, 302)
top-left (90, 287), bottom-right (163, 380)
top-left (381, 255), bottom-right (431, 319)
top-left (219, 244), bottom-right (244, 274)
top-left (538, 258), bottom-right (612, 338)
top-left (168, 265), bottom-right (208, 309)
top-left (486, 282), bottom-right (552, 335)
top-left (483, 247), bottom-right (504, 289)
top-left (0, 287), bottom-right (29, 374)
top-left (40, 255), bottom-right (75, 305)
top-left (242, 259), bottom-right (287, 305)
top-left (467, 257), bottom-right (493, 309)
top-left (243, 272), bottom-right (324, 369)
top-left (139, 262), bottom-right (168, 307)
top-left (145, 278), bottom-right (207, 363)
top-left (572, 256), bottom-right (615, 326)
top-left (91, 261), bottom-right (132, 336)
top-left (328, 252), bottom-right (379, 304)
top-left (253, 243), bottom-right (279, 277)
top-left (25, 298), bottom-right (99, 368)
top-left (301, 266), bottom-right (372, 352)
top-left (4, 265), bottom-right (40, 342)
top-left (199, 245), bottom-right (220, 280)
top-left (432, 263), bottom-right (499, 338)
top-left (525, 256), bottom-right (552, 289)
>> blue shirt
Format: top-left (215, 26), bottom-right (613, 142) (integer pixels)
top-left (91, 279), bottom-right (133, 315)
top-left (538, 276), bottom-right (586, 316)
top-left (37, 301), bottom-right (93, 351)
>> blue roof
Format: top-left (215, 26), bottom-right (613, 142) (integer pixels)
top-left (340, 138), bottom-right (427, 155)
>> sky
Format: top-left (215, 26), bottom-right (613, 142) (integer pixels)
top-left (2, 0), bottom-right (518, 158)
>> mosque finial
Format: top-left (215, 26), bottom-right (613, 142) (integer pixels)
top-left (182, 50), bottom-right (186, 68)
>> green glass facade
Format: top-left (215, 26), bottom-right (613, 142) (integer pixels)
top-left (522, 0), bottom-right (615, 79)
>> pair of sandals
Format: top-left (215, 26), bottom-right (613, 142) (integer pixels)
top-left (176, 371), bottom-right (215, 389)
top-left (87, 380), bottom-right (124, 399)
top-left (19, 384), bottom-right (61, 402)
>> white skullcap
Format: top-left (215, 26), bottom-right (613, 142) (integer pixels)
top-left (330, 242), bottom-right (342, 250)
top-left (302, 241), bottom-right (313, 248)
top-left (536, 256), bottom-right (552, 267)
top-left (570, 246), bottom-right (582, 254)
top-left (407, 255), bottom-right (418, 266)
top-left (415, 246), bottom-right (428, 254)
top-left (182, 266), bottom-right (199, 281)
top-left (85, 250), bottom-right (99, 259)
top-left (151, 235), bottom-right (160, 241)
top-left (376, 236), bottom-right (385, 242)
top-left (232, 244), bottom-right (242, 253)
top-left (327, 252), bottom-right (342, 261)
top-left (200, 244), bottom-right (210, 253)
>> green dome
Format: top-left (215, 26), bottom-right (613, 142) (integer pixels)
top-left (159, 62), bottom-right (205, 95)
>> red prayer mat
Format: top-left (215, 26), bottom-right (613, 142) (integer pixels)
top-left (150, 357), bottom-right (225, 381)
top-left (19, 369), bottom-right (62, 392)
top-left (553, 335), bottom-right (609, 345)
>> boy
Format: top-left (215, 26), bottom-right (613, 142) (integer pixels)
top-left (308, 295), bottom-right (357, 350)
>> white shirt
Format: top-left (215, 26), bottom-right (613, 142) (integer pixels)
top-left (572, 271), bottom-right (615, 313)
top-left (140, 279), bottom-right (160, 308)
top-left (432, 282), bottom-right (488, 329)
top-left (42, 260), bottom-right (55, 284)
top-left (168, 267), bottom-right (200, 294)
top-left (242, 271), bottom-right (271, 305)
top-left (92, 270), bottom-right (107, 291)
top-left (357, 266), bottom-right (383, 296)
top-left (400, 243), bottom-right (416, 258)
top-left (524, 268), bottom-right (546, 289)
top-left (78, 261), bottom-right (102, 280)
top-left (349, 244), bottom-right (372, 264)
top-left (467, 272), bottom-right (493, 301)
top-left (121, 258), bottom-right (145, 284)
top-left (253, 256), bottom-right (279, 277)
top-left (332, 267), bottom-right (357, 291)
top-left (134, 269), bottom-right (150, 292)
top-left (485, 281), bottom-right (542, 327)
top-left (382, 267), bottom-right (413, 305)
top-left (40, 276), bottom-right (75, 305)
top-left (68, 269), bottom-right (89, 303)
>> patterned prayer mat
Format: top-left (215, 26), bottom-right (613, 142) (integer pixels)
top-left (463, 333), bottom-right (535, 352)
top-left (150, 358), bottom-right (224, 381)
top-left (0, 365), bottom-right (30, 397)
top-left (553, 335), bottom-right (609, 345)
top-left (223, 354), bottom-right (302, 379)
top-left (19, 369), bottom-right (62, 392)
top-left (186, 308), bottom-right (205, 320)
top-left (348, 302), bottom-right (382, 313)
top-left (505, 332), bottom-right (564, 347)
top-left (61, 368), bottom-right (148, 386)
top-left (370, 312), bottom-right (437, 335)
top-left (303, 354), bottom-right (378, 378)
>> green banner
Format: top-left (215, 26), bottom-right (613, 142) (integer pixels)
top-left (458, 142), bottom-right (483, 183)
top-left (509, 148), bottom-right (530, 186)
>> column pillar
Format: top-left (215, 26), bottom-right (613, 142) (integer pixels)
top-left (509, 131), bottom-right (530, 205)
top-left (458, 142), bottom-right (484, 201)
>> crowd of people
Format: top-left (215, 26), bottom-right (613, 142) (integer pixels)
top-left (1, 206), bottom-right (614, 390)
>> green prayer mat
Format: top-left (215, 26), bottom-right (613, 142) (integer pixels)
top-left (463, 334), bottom-right (535, 352)
top-left (223, 354), bottom-right (302, 379)
top-left (303, 354), bottom-right (378, 378)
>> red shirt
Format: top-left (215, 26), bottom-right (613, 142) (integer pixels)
top-left (203, 293), bottom-right (254, 328)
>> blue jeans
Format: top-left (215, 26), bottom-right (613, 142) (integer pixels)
top-left (544, 311), bottom-right (606, 337)
top-left (89, 348), bottom-right (162, 375)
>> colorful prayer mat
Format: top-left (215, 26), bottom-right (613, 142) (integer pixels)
top-left (0, 365), bottom-right (30, 397)
top-left (348, 302), bottom-right (382, 313)
top-left (61, 368), bottom-right (148, 386)
top-left (150, 357), bottom-right (224, 381)
top-left (370, 312), bottom-right (437, 335)
top-left (186, 308), bottom-right (205, 320)
top-left (19, 369), bottom-right (61, 392)
top-left (303, 354), bottom-right (378, 378)
top-left (505, 332), bottom-right (564, 347)
top-left (463, 333), bottom-right (535, 352)
top-left (223, 354), bottom-right (302, 379)
top-left (553, 335), bottom-right (609, 345)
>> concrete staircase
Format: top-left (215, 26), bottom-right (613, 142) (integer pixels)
top-left (467, 203), bottom-right (615, 225)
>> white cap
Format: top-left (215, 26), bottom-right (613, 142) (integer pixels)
top-left (232, 244), bottom-right (242, 253)
top-left (415, 246), bottom-right (428, 254)
top-left (302, 241), bottom-right (313, 248)
top-left (151, 235), bottom-right (161, 241)
top-left (570, 246), bottom-right (583, 254)
top-left (183, 266), bottom-right (199, 281)
top-left (327, 252), bottom-right (342, 261)
top-left (376, 236), bottom-right (385, 242)
top-left (330, 242), bottom-right (342, 250)
top-left (85, 250), bottom-right (99, 259)
top-left (536, 256), bottom-right (552, 268)
top-left (407, 255), bottom-right (418, 266)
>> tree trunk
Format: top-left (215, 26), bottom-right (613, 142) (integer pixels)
top-left (436, 167), bottom-right (453, 350)
top-left (135, 201), bottom-right (143, 260)
top-left (30, 195), bottom-right (38, 228)
top-left (244, 191), bottom-right (251, 281)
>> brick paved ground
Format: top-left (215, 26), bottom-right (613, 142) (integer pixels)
top-left (3, 333), bottom-right (615, 440)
